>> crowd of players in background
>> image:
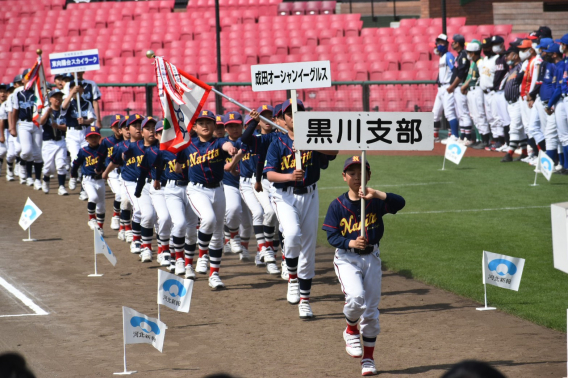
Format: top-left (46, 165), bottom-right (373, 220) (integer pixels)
top-left (433, 26), bottom-right (568, 173)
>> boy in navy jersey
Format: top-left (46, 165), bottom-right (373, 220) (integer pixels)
top-left (322, 157), bottom-right (405, 376)
top-left (175, 110), bottom-right (238, 290)
top-left (71, 126), bottom-right (106, 234)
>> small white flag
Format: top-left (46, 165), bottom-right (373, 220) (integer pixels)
top-left (482, 251), bottom-right (525, 291)
top-left (94, 228), bottom-right (117, 266)
top-left (444, 142), bottom-right (467, 165)
top-left (158, 270), bottom-right (193, 313)
top-left (19, 198), bottom-right (42, 230)
top-left (537, 150), bottom-right (554, 181)
top-left (122, 307), bottom-right (166, 352)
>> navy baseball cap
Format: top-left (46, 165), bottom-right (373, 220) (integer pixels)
top-left (0, 83), bottom-right (8, 90)
top-left (536, 37), bottom-right (553, 49)
top-left (215, 114), bottom-right (224, 125)
top-left (257, 104), bottom-right (274, 115)
top-left (120, 115), bottom-right (129, 128)
top-left (490, 35), bottom-right (505, 45)
top-left (48, 88), bottom-right (64, 98)
top-left (127, 113), bottom-right (144, 126)
top-left (343, 156), bottom-right (371, 173)
top-left (196, 109), bottom-right (216, 121)
top-left (282, 98), bottom-right (305, 114)
top-left (13, 74), bottom-right (23, 83)
top-left (451, 34), bottom-right (465, 45)
top-left (22, 68), bottom-right (30, 76)
top-left (155, 120), bottom-right (164, 132)
top-left (244, 114), bottom-right (253, 125)
top-left (54, 73), bottom-right (65, 80)
top-left (505, 46), bottom-right (519, 55)
top-left (141, 116), bottom-right (157, 128)
top-left (62, 73), bottom-right (73, 81)
top-left (544, 43), bottom-right (561, 54)
top-left (223, 111), bottom-right (243, 125)
top-left (85, 126), bottom-right (101, 138)
top-left (109, 114), bottom-right (123, 127)
top-left (273, 103), bottom-right (282, 118)
top-left (536, 26), bottom-right (552, 39)
top-left (555, 33), bottom-right (568, 45)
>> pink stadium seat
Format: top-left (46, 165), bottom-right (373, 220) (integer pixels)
top-left (353, 62), bottom-right (368, 81)
top-left (331, 44), bottom-right (348, 55)
top-left (159, 0), bottom-right (174, 13)
top-left (291, 2), bottom-right (307, 15)
top-left (400, 52), bottom-right (420, 70)
top-left (448, 17), bottom-right (466, 27)
top-left (273, 38), bottom-right (288, 55)
top-left (382, 71), bottom-right (400, 81)
top-left (394, 36), bottom-right (412, 45)
top-left (381, 43), bottom-right (398, 53)
top-left (425, 26), bottom-right (441, 37)
top-left (320, 1), bottom-right (336, 14)
top-left (344, 21), bottom-right (362, 37)
top-left (399, 18), bottom-right (416, 28)
top-left (242, 9), bottom-right (259, 24)
top-left (414, 18), bottom-right (431, 28)
top-left (494, 24), bottom-right (512, 36)
top-left (278, 2), bottom-right (292, 15)
top-left (369, 62), bottom-right (388, 80)
top-left (415, 70), bottom-right (434, 81)
top-left (398, 71), bottom-right (416, 81)
top-left (306, 1), bottom-right (321, 14)
top-left (414, 44), bottom-right (431, 61)
top-left (477, 25), bottom-right (494, 39)
top-left (383, 52), bottom-right (400, 71)
top-left (460, 25), bottom-right (477, 35)
top-left (408, 26), bottom-right (427, 37)
top-left (258, 45), bottom-right (276, 64)
top-left (508, 33), bottom-right (528, 42)
top-left (289, 37), bottom-right (306, 54)
top-left (376, 28), bottom-right (392, 37)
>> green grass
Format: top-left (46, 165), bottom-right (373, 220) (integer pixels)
top-left (316, 154), bottom-right (568, 332)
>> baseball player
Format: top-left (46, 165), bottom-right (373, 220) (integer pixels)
top-left (62, 71), bottom-right (102, 128)
top-left (6, 77), bottom-right (25, 183)
top-left (62, 80), bottom-right (96, 201)
top-left (12, 70), bottom-right (44, 189)
top-left (322, 156), bottom-right (405, 377)
top-left (175, 110), bottom-right (239, 290)
top-left (38, 89), bottom-right (68, 194)
top-left (53, 74), bottom-right (66, 90)
top-left (134, 119), bottom-right (174, 267)
top-left (447, 34), bottom-right (473, 144)
top-left (71, 126), bottom-right (105, 234)
top-left (264, 98), bottom-right (338, 319)
top-left (541, 43), bottom-right (562, 165)
top-left (0, 83), bottom-right (9, 178)
top-left (431, 34), bottom-right (460, 144)
top-left (461, 40), bottom-right (487, 148)
top-left (549, 34), bottom-right (568, 174)
top-left (519, 39), bottom-right (542, 162)
top-left (96, 115), bottom-right (124, 230)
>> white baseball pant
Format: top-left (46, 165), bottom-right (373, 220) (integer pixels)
top-left (17, 121), bottom-right (42, 162)
top-left (555, 98), bottom-right (568, 147)
top-left (119, 175), bottom-right (131, 210)
top-left (6, 131), bottom-right (20, 163)
top-left (484, 91), bottom-right (507, 138)
top-left (254, 178), bottom-right (277, 227)
top-left (66, 128), bottom-right (87, 161)
top-left (164, 182), bottom-right (198, 243)
top-left (224, 184), bottom-right (243, 230)
top-left (520, 99), bottom-right (532, 137)
top-left (528, 98), bottom-right (546, 144)
top-left (334, 247), bottom-right (382, 337)
top-left (240, 177), bottom-right (264, 226)
top-left (149, 182), bottom-right (171, 240)
top-left (467, 87), bottom-right (489, 135)
top-left (41, 139), bottom-right (67, 176)
top-left (272, 185), bottom-right (318, 280)
top-left (535, 100), bottom-right (559, 150)
top-left (107, 169), bottom-right (122, 202)
top-left (507, 101), bottom-right (526, 142)
top-left (123, 180), bottom-right (142, 224)
top-left (454, 87), bottom-right (472, 127)
top-left (187, 183), bottom-right (225, 250)
top-left (432, 84), bottom-right (457, 122)
top-left (83, 176), bottom-right (106, 214)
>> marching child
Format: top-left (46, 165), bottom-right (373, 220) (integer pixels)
top-left (322, 157), bottom-right (405, 376)
top-left (71, 126), bottom-right (105, 234)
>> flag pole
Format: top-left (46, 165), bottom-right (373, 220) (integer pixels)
top-left (23, 226), bottom-right (37, 242)
top-left (440, 155), bottom-right (446, 171)
top-left (157, 271), bottom-right (161, 322)
top-left (476, 253), bottom-right (496, 311)
top-left (530, 171), bottom-right (538, 186)
top-left (290, 90), bottom-right (302, 171)
top-left (145, 50), bottom-right (288, 134)
top-left (114, 309), bottom-right (137, 375)
top-left (360, 151), bottom-right (367, 238)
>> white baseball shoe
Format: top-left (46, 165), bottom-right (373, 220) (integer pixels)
top-left (255, 251), bottom-right (266, 266)
top-left (185, 264), bottom-right (196, 280)
top-left (441, 135), bottom-right (458, 145)
top-left (34, 179), bottom-right (42, 190)
top-left (281, 261), bottom-right (289, 280)
top-left (78, 190), bottom-right (88, 201)
top-left (157, 253), bottom-right (163, 265)
top-left (6, 168), bottom-right (14, 181)
top-left (361, 359), bottom-right (378, 376)
top-left (117, 230), bottom-right (126, 241)
top-left (26, 177), bottom-right (34, 186)
top-left (58, 185), bottom-right (68, 196)
top-left (223, 242), bottom-right (231, 254)
top-left (208, 272), bottom-right (225, 290)
top-left (266, 262), bottom-right (280, 275)
top-left (110, 216), bottom-right (120, 230)
top-left (130, 240), bottom-right (141, 254)
top-left (195, 254), bottom-right (209, 274)
top-left (19, 176), bottom-right (26, 185)
top-left (287, 278), bottom-right (300, 304)
top-left (261, 247), bottom-right (276, 263)
top-left (298, 299), bottom-right (314, 319)
top-left (344, 330), bottom-right (363, 358)
top-left (230, 238), bottom-right (242, 253)
top-left (88, 219), bottom-right (97, 230)
top-left (140, 248), bottom-right (152, 263)
top-left (239, 247), bottom-right (250, 261)
top-left (42, 180), bottom-right (49, 194)
top-left (167, 260), bottom-right (176, 272)
top-left (175, 259), bottom-right (185, 275)
top-left (160, 252), bottom-right (171, 267)
top-left (68, 177), bottom-right (77, 190)
top-left (125, 230), bottom-right (133, 243)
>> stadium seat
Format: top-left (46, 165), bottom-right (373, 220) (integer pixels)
top-left (381, 43), bottom-right (398, 53)
top-left (258, 45), bottom-right (276, 63)
top-left (289, 37), bottom-right (306, 54)
top-left (398, 71), bottom-right (416, 81)
top-left (331, 45), bottom-right (348, 55)
top-left (415, 70), bottom-right (434, 81)
top-left (493, 24), bottom-right (512, 36)
top-left (400, 52), bottom-right (420, 70)
top-left (376, 28), bottom-right (392, 37)
top-left (477, 25), bottom-right (494, 39)
top-left (460, 25), bottom-right (478, 36)
top-left (382, 70), bottom-right (399, 81)
top-left (508, 33), bottom-right (528, 42)
top-left (369, 61), bottom-right (388, 80)
top-left (306, 1), bottom-right (321, 14)
top-left (242, 9), bottom-right (259, 24)
top-left (448, 17), bottom-right (466, 27)
top-left (414, 44), bottom-right (431, 61)
top-left (278, 2), bottom-right (292, 15)
top-left (274, 38), bottom-right (288, 55)
top-left (320, 1), bottom-right (336, 14)
top-left (352, 62), bottom-right (368, 81)
top-left (344, 21), bottom-right (362, 37)
top-left (291, 2), bottom-right (307, 15)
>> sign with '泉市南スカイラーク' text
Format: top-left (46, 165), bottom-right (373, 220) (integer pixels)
top-left (48, 49), bottom-right (100, 75)
top-left (294, 111), bottom-right (434, 151)
top-left (251, 61), bottom-right (332, 92)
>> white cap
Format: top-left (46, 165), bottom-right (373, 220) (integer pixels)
top-left (465, 41), bottom-right (481, 52)
top-left (436, 34), bottom-right (448, 42)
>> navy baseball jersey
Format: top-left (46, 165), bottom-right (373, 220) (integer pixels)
top-left (322, 192), bottom-right (406, 250)
top-left (41, 108), bottom-right (65, 141)
top-left (158, 150), bottom-right (187, 181)
top-left (97, 134), bottom-right (123, 166)
top-left (176, 136), bottom-right (229, 185)
top-left (14, 89), bottom-right (36, 122)
top-left (223, 138), bottom-right (242, 188)
top-left (111, 139), bottom-right (146, 182)
top-left (63, 80), bottom-right (102, 103)
top-left (61, 98), bottom-right (96, 129)
top-left (239, 147), bottom-right (259, 178)
top-left (71, 144), bottom-right (102, 178)
top-left (138, 142), bottom-right (161, 180)
top-left (263, 133), bottom-right (324, 189)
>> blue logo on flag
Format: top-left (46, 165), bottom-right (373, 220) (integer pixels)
top-left (448, 144), bottom-right (462, 155)
top-left (540, 157), bottom-right (552, 172)
top-left (99, 234), bottom-right (113, 256)
top-left (163, 279), bottom-right (187, 298)
top-left (23, 205), bottom-right (37, 220)
top-left (488, 259), bottom-right (517, 276)
top-left (130, 316), bottom-right (161, 335)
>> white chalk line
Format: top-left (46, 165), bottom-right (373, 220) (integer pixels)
top-left (318, 205), bottom-right (548, 218)
top-left (319, 182), bottom-right (454, 190)
top-left (0, 275), bottom-right (48, 317)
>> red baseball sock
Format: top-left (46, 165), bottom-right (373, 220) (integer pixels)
top-left (363, 346), bottom-right (374, 360)
top-left (242, 241), bottom-right (249, 249)
top-left (97, 222), bottom-right (103, 228)
top-left (176, 251), bottom-right (184, 261)
top-left (210, 267), bottom-right (219, 275)
top-left (199, 249), bottom-right (208, 258)
top-left (346, 324), bottom-right (359, 335)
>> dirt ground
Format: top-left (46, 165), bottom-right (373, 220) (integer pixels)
top-left (0, 177), bottom-right (565, 378)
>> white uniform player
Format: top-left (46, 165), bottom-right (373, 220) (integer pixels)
top-left (5, 83), bottom-right (23, 181)
top-left (0, 85), bottom-right (9, 178)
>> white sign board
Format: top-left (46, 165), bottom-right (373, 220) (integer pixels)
top-left (551, 202), bottom-right (568, 274)
top-left (444, 142), bottom-right (467, 165)
top-left (251, 61), bottom-right (331, 92)
top-left (19, 198), bottom-right (42, 230)
top-left (48, 49), bottom-right (100, 75)
top-left (294, 111), bottom-right (434, 151)
top-left (482, 250), bottom-right (525, 291)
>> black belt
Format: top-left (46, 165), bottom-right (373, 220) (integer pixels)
top-left (44, 136), bottom-right (63, 142)
top-left (84, 174), bottom-right (103, 179)
top-left (284, 183), bottom-right (316, 194)
top-left (483, 89), bottom-right (492, 94)
top-left (146, 178), bottom-right (152, 183)
top-left (168, 179), bottom-right (189, 186)
top-left (240, 176), bottom-right (253, 182)
top-left (348, 246), bottom-right (375, 255)
top-left (191, 181), bottom-right (220, 188)
top-left (70, 125), bottom-right (86, 130)
top-left (507, 99), bottom-right (519, 104)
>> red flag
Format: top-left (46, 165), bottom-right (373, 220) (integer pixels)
top-left (24, 56), bottom-right (47, 127)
